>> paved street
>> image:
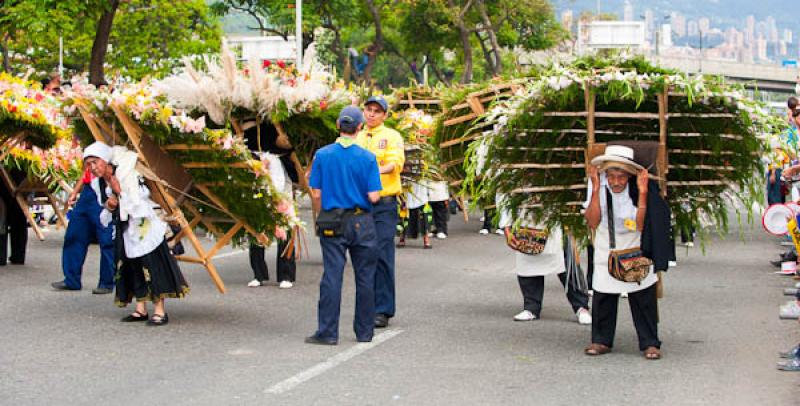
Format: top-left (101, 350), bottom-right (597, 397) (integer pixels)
top-left (1, 206), bottom-right (798, 405)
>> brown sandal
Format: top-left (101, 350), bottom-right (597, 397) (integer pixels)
top-left (584, 343), bottom-right (612, 356)
top-left (644, 346), bottom-right (661, 360)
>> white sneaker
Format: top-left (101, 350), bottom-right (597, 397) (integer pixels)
top-left (576, 308), bottom-right (592, 325)
top-left (686, 242), bottom-right (695, 248)
top-left (479, 229), bottom-right (489, 235)
top-left (247, 279), bottom-right (262, 288)
top-left (795, 282), bottom-right (800, 289)
top-left (436, 232), bottom-right (447, 240)
top-left (587, 289), bottom-right (594, 297)
top-left (495, 229), bottom-right (505, 235)
top-left (513, 310), bottom-right (536, 321)
top-left (780, 301), bottom-right (800, 319)
top-left (668, 260), bottom-right (678, 267)
top-left (620, 292), bottom-right (629, 299)
top-left (279, 280), bottom-right (294, 289)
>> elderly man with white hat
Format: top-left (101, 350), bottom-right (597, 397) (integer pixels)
top-left (51, 142), bottom-right (116, 294)
top-left (582, 144), bottom-right (671, 360)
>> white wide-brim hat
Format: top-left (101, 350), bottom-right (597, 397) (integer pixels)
top-left (590, 145), bottom-right (645, 175)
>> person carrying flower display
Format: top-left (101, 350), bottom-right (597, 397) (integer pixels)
top-left (356, 96), bottom-right (405, 329)
top-left (583, 145), bottom-right (671, 360)
top-left (82, 142), bottom-right (189, 326)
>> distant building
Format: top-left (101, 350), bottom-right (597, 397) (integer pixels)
top-left (756, 35), bottom-right (768, 61)
top-left (671, 12), bottom-right (686, 37)
top-left (561, 9), bottom-right (574, 33)
top-left (698, 17), bottom-right (710, 33)
top-left (783, 29), bottom-right (793, 44)
top-left (225, 35), bottom-right (297, 63)
top-left (688, 20), bottom-right (698, 37)
top-left (623, 0), bottom-right (634, 22)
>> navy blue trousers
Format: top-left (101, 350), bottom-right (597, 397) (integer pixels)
top-left (316, 213), bottom-right (378, 341)
top-left (61, 186), bottom-right (115, 290)
top-left (372, 198), bottom-right (398, 318)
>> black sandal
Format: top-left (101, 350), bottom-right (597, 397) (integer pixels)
top-left (120, 311), bottom-right (149, 322)
top-left (147, 313), bottom-right (169, 326)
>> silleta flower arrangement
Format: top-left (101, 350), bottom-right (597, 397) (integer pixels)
top-left (457, 56), bottom-right (775, 241)
top-left (0, 73), bottom-right (70, 148)
top-left (63, 78), bottom-right (303, 244)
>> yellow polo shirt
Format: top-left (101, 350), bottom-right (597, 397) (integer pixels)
top-left (356, 124), bottom-right (405, 197)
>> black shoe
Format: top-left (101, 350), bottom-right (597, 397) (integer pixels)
top-left (374, 314), bottom-right (389, 328)
top-left (357, 336), bottom-right (373, 343)
top-left (781, 252), bottom-right (798, 262)
top-left (772, 260), bottom-right (784, 268)
top-left (92, 287), bottom-right (113, 295)
top-left (305, 334), bottom-right (338, 345)
top-left (120, 311), bottom-right (149, 322)
top-left (147, 313), bottom-right (169, 326)
top-left (51, 281), bottom-right (79, 291)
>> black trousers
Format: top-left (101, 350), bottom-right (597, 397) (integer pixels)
top-left (402, 207), bottom-right (428, 239)
top-left (591, 284), bottom-right (661, 351)
top-left (429, 201), bottom-right (449, 235)
top-left (482, 209), bottom-right (496, 230)
top-left (249, 230), bottom-right (296, 282)
top-left (517, 273), bottom-right (589, 317)
top-left (0, 169), bottom-right (27, 264)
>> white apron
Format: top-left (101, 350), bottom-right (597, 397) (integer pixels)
top-left (590, 184), bottom-right (658, 294)
top-left (498, 198), bottom-right (566, 277)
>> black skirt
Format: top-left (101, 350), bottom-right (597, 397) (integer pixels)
top-left (115, 239), bottom-right (190, 307)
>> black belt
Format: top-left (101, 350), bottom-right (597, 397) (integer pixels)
top-left (377, 196), bottom-right (397, 205)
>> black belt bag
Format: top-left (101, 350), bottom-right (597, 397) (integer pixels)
top-left (315, 208), bottom-right (366, 237)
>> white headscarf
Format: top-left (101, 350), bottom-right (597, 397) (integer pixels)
top-left (83, 141), bottom-right (112, 162)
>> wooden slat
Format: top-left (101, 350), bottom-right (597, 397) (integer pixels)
top-left (512, 184), bottom-right (586, 194)
top-left (500, 163), bottom-right (585, 169)
top-left (668, 113), bottom-right (736, 118)
top-left (183, 162), bottom-right (249, 169)
top-left (667, 180), bottom-right (727, 186)
top-left (501, 147), bottom-right (586, 152)
top-left (441, 157), bottom-right (465, 169)
top-left (443, 113), bottom-right (479, 127)
top-left (669, 165), bottom-right (735, 170)
top-left (398, 99), bottom-right (442, 105)
top-left (163, 144), bottom-right (215, 151)
top-left (669, 149), bottom-right (735, 155)
top-left (439, 133), bottom-right (481, 149)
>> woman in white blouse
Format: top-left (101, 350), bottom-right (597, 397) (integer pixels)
top-left (583, 145), bottom-right (662, 360)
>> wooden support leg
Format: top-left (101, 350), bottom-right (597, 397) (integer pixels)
top-left (171, 209), bottom-right (226, 294)
top-left (46, 191), bottom-right (68, 230)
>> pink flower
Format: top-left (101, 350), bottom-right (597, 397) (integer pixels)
top-left (276, 199), bottom-right (293, 216)
top-left (274, 226), bottom-right (287, 241)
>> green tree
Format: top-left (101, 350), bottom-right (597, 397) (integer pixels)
top-left (0, 0), bottom-right (221, 83)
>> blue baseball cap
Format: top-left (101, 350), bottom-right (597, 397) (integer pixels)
top-left (364, 95), bottom-right (388, 113)
top-left (338, 105), bottom-right (364, 133)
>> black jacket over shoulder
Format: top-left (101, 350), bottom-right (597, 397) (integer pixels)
top-left (628, 179), bottom-right (671, 272)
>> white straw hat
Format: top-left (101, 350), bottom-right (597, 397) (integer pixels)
top-left (590, 145), bottom-right (644, 175)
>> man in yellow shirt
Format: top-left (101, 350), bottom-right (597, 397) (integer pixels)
top-left (356, 96), bottom-right (405, 328)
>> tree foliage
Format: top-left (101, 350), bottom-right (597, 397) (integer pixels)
top-left (1, 0), bottom-right (221, 81)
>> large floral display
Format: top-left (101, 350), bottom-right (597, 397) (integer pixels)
top-left (0, 73), bottom-right (81, 183)
top-left (64, 79), bottom-right (302, 244)
top-left (459, 56), bottom-right (777, 240)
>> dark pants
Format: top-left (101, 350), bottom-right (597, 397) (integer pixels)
top-left (61, 186), bottom-right (115, 290)
top-left (249, 229), bottom-right (296, 282)
top-left (591, 284), bottom-right (661, 351)
top-left (316, 213), bottom-right (377, 341)
top-left (586, 244), bottom-right (594, 291)
top-left (482, 209), bottom-right (496, 230)
top-left (429, 200), bottom-right (449, 235)
top-left (403, 207), bottom-right (428, 239)
top-left (372, 198), bottom-right (398, 318)
top-left (0, 169), bottom-right (27, 264)
top-left (517, 273), bottom-right (589, 317)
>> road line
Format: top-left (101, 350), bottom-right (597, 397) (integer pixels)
top-left (264, 329), bottom-right (404, 395)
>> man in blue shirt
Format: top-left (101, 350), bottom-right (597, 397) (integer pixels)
top-left (306, 106), bottom-right (382, 345)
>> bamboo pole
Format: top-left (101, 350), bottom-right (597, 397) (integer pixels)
top-left (439, 133), bottom-right (481, 148)
top-left (500, 163), bottom-right (585, 169)
top-left (512, 184), bottom-right (586, 194)
top-left (657, 90), bottom-right (669, 196)
top-left (443, 113), bottom-right (479, 127)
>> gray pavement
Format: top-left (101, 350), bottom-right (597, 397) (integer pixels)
top-left (1, 207), bottom-right (798, 405)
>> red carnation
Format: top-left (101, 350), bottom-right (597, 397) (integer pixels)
top-left (277, 60), bottom-right (286, 69)
top-left (8, 105), bottom-right (17, 113)
top-left (34, 93), bottom-right (44, 102)
top-left (263, 60), bottom-right (271, 68)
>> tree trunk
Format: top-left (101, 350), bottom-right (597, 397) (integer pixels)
top-left (427, 54), bottom-right (451, 86)
top-left (1, 34), bottom-right (9, 73)
top-left (474, 31), bottom-right (496, 76)
top-left (475, 0), bottom-right (502, 75)
top-left (447, 0), bottom-right (473, 84)
top-left (362, 0), bottom-right (384, 85)
top-left (89, 0), bottom-right (120, 86)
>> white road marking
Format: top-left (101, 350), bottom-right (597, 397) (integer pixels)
top-left (264, 329), bottom-right (404, 395)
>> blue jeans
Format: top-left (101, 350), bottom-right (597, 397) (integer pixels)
top-left (316, 213), bottom-right (378, 341)
top-left (61, 186), bottom-right (115, 290)
top-left (372, 198), bottom-right (398, 317)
